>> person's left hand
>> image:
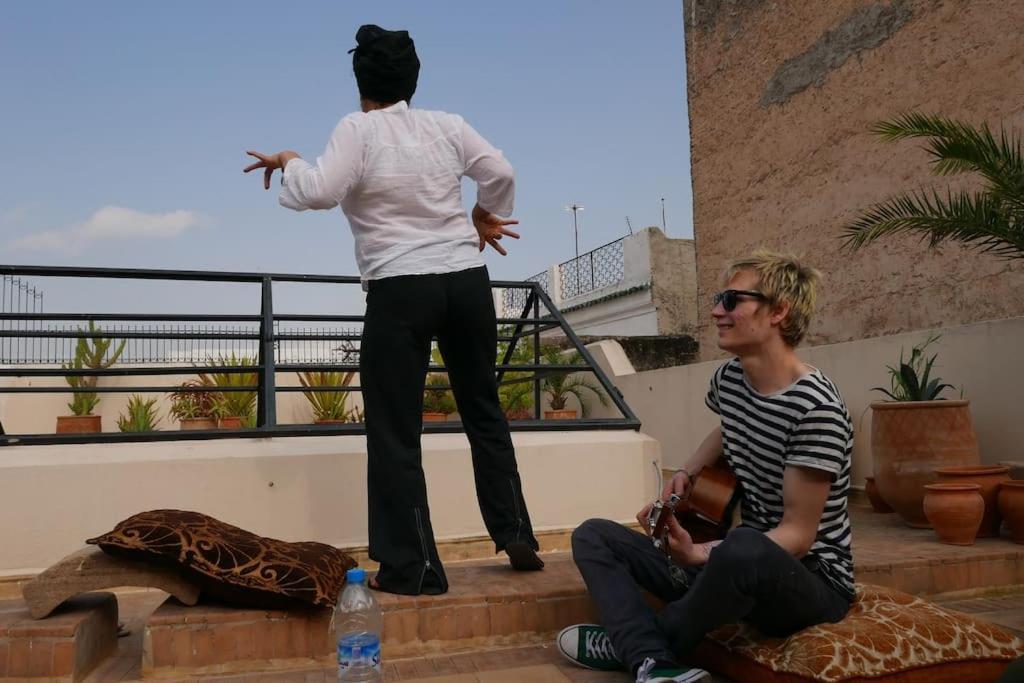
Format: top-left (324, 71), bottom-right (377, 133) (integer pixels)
top-left (664, 513), bottom-right (699, 565)
top-left (472, 204), bottom-right (520, 255)
top-left (244, 150), bottom-right (299, 190)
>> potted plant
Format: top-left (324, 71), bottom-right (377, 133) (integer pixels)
top-left (299, 369), bottom-right (356, 424)
top-left (200, 354), bottom-right (258, 429)
top-left (497, 332), bottom-right (536, 420)
top-left (539, 345), bottom-right (608, 420)
top-left (169, 379), bottom-right (218, 430)
top-left (57, 321), bottom-right (126, 434)
top-left (117, 394), bottom-right (162, 433)
top-left (423, 372), bottom-right (456, 422)
top-left (869, 333), bottom-right (980, 528)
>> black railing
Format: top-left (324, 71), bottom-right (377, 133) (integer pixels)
top-left (0, 265), bottom-right (639, 446)
top-left (559, 237), bottom-right (626, 300)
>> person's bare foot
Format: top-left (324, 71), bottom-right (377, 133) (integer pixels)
top-left (506, 541), bottom-right (545, 570)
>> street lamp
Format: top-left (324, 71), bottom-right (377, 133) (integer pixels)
top-left (564, 202), bottom-right (584, 296)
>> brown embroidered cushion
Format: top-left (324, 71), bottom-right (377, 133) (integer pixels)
top-left (87, 510), bottom-right (356, 609)
top-left (694, 584), bottom-right (1024, 682)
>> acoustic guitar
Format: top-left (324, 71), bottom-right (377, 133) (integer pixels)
top-left (656, 458), bottom-right (742, 546)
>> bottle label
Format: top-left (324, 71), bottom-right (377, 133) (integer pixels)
top-left (338, 633), bottom-right (381, 674)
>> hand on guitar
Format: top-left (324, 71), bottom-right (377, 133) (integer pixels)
top-left (662, 468), bottom-right (695, 502)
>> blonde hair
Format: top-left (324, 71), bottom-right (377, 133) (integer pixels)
top-left (723, 249), bottom-right (822, 346)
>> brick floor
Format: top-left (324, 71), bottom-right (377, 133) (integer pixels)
top-left (20, 502), bottom-right (1024, 680)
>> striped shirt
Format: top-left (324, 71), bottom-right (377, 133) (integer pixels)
top-left (706, 358), bottom-right (855, 601)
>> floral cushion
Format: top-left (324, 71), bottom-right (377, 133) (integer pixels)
top-left (695, 584), bottom-right (1024, 682)
top-left (87, 510), bottom-right (356, 609)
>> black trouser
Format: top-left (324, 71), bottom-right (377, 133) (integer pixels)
top-left (360, 266), bottom-right (539, 595)
top-left (572, 520), bottom-right (850, 673)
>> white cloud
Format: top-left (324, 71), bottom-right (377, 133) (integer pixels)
top-left (7, 206), bottom-right (203, 253)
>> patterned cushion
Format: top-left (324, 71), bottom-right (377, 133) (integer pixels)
top-left (87, 510), bottom-right (356, 609)
top-left (694, 584), bottom-right (1024, 682)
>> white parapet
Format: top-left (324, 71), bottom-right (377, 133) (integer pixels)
top-left (0, 430), bottom-right (660, 576)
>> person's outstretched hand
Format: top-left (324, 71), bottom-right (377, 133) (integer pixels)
top-left (472, 204), bottom-right (520, 255)
top-left (244, 150), bottom-right (300, 190)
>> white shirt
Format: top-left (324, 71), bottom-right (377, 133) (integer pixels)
top-left (279, 101), bottom-right (515, 283)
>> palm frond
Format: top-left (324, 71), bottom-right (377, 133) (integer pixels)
top-left (842, 187), bottom-right (1024, 258)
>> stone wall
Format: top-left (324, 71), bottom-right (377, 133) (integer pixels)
top-left (684, 0), bottom-right (1024, 359)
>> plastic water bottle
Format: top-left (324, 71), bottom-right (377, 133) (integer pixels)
top-left (335, 568), bottom-right (382, 682)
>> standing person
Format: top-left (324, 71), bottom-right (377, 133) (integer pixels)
top-left (556, 251), bottom-right (854, 682)
top-left (244, 24), bottom-right (543, 596)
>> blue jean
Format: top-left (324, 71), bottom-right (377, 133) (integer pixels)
top-left (571, 519), bottom-right (850, 672)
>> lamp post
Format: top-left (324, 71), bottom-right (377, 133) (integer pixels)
top-left (565, 202), bottom-right (584, 296)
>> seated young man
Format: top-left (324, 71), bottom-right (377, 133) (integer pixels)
top-left (557, 251), bottom-right (855, 683)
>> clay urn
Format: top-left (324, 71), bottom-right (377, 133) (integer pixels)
top-left (923, 483), bottom-right (984, 545)
top-left (871, 400), bottom-right (980, 528)
top-left (544, 409), bottom-right (578, 420)
top-left (934, 465), bottom-right (1010, 537)
top-left (998, 481), bottom-right (1024, 544)
top-left (864, 476), bottom-right (894, 513)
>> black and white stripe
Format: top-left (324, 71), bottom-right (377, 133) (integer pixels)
top-left (706, 358), bottom-right (855, 601)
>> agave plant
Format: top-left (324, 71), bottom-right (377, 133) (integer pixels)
top-left (117, 394), bottom-right (162, 432)
top-left (299, 369), bottom-right (356, 421)
top-left (872, 333), bottom-right (957, 402)
top-left (843, 112), bottom-right (1024, 258)
top-left (539, 345), bottom-right (609, 416)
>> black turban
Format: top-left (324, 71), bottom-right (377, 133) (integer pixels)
top-left (349, 24), bottom-right (420, 104)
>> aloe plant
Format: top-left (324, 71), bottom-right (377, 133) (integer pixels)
top-left (200, 354), bottom-right (258, 422)
top-left (872, 333), bottom-right (957, 402)
top-left (168, 378), bottom-right (218, 421)
top-left (117, 394), bottom-right (162, 432)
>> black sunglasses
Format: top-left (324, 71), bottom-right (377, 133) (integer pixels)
top-left (713, 289), bottom-right (768, 311)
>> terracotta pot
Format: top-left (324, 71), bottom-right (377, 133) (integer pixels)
top-left (314, 418), bottom-right (347, 425)
top-left (422, 412), bottom-right (447, 422)
top-left (934, 465), bottom-right (1010, 537)
top-left (56, 415), bottom-right (102, 434)
top-left (218, 416), bottom-right (244, 430)
top-left (871, 400), bottom-right (980, 528)
top-left (998, 481), bottom-right (1024, 544)
top-left (923, 483), bottom-right (984, 545)
top-left (864, 476), bottom-right (894, 513)
top-left (544, 409), bottom-right (578, 420)
top-left (999, 461), bottom-right (1024, 481)
top-left (179, 417), bottom-right (217, 431)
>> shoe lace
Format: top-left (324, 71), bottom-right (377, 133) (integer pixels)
top-left (584, 629), bottom-right (615, 661)
top-left (635, 657), bottom-right (656, 682)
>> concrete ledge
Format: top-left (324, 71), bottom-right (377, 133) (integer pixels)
top-left (0, 431), bottom-right (659, 577)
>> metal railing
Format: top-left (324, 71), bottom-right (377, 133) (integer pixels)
top-left (1, 275), bottom-right (45, 367)
top-left (0, 321), bottom-right (361, 366)
top-left (501, 270), bottom-right (550, 318)
top-left (558, 237), bottom-right (626, 301)
top-left (0, 264), bottom-right (640, 446)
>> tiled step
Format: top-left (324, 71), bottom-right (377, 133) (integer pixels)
top-left (0, 592), bottom-right (118, 681)
top-left (140, 554), bottom-right (596, 678)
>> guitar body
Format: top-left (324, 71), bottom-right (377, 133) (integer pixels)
top-left (675, 458), bottom-right (741, 541)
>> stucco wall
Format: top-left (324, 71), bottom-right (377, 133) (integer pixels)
top-left (684, 0), bottom-right (1024, 360)
top-left (585, 315), bottom-right (1024, 487)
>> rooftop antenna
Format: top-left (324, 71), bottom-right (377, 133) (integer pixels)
top-left (661, 197), bottom-right (667, 235)
top-left (625, 216), bottom-right (633, 235)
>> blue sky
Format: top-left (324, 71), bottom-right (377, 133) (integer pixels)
top-left (0, 1), bottom-right (691, 316)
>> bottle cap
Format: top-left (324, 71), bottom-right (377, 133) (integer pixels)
top-left (346, 568), bottom-right (366, 584)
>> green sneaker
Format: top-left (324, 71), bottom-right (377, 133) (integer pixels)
top-left (556, 623), bottom-right (622, 671)
top-left (635, 656), bottom-right (711, 683)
